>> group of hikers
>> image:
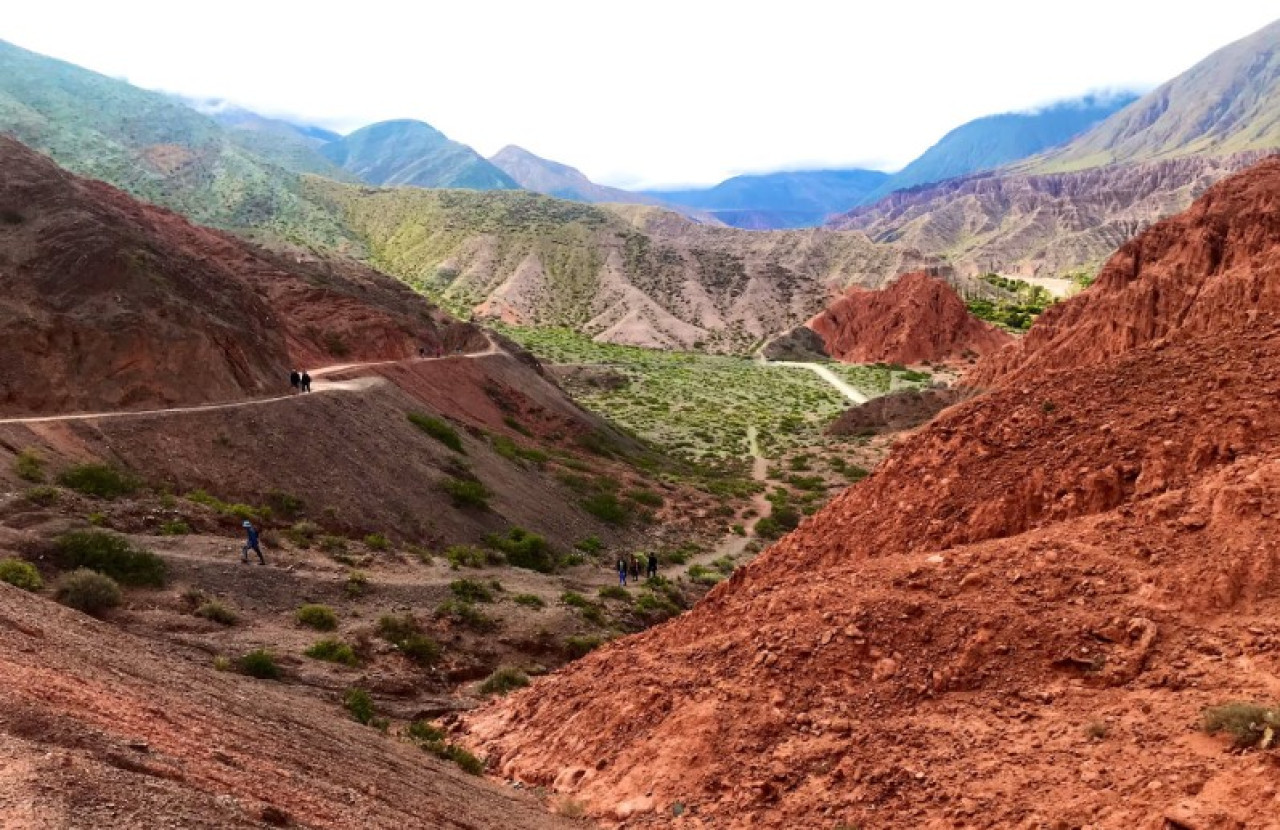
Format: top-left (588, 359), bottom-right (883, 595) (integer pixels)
top-left (289, 369), bottom-right (312, 393)
top-left (618, 552), bottom-right (659, 585)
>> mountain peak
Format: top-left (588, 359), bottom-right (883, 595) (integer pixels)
top-left (321, 119), bottom-right (518, 190)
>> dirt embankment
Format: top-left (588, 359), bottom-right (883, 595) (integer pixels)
top-left (806, 271), bottom-right (1012, 365)
top-left (827, 386), bottom-right (968, 435)
top-left (460, 158), bottom-right (1280, 827)
top-left (0, 136), bottom-right (466, 417)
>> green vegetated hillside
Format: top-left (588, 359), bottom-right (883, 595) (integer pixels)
top-left (322, 120), bottom-right (519, 190)
top-left (0, 39), bottom-right (352, 248)
top-left (304, 177), bottom-right (938, 351)
top-left (1030, 18), bottom-right (1280, 172)
top-left (185, 98), bottom-right (357, 182)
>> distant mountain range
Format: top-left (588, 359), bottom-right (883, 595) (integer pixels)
top-left (644, 169), bottom-right (891, 229)
top-left (321, 119), bottom-right (519, 191)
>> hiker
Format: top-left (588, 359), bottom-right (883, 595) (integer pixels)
top-left (617, 556), bottom-right (628, 586)
top-left (301, 370), bottom-right (312, 393)
top-left (289, 369), bottom-right (300, 394)
top-left (629, 554), bottom-right (641, 583)
top-left (419, 346), bottom-right (427, 358)
top-left (241, 520), bottom-right (266, 565)
top-left (647, 551), bottom-right (658, 579)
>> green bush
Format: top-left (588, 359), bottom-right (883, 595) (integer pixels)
top-left (443, 477), bottom-right (490, 509)
top-left (158, 520), bottom-right (191, 536)
top-left (24, 486), bottom-right (59, 506)
top-left (284, 521), bottom-right (321, 548)
top-left (377, 614), bottom-right (441, 665)
top-left (0, 558), bottom-right (42, 591)
top-left (305, 638), bottom-right (359, 666)
top-left (560, 591), bottom-right (590, 609)
top-left (408, 413), bottom-right (464, 453)
top-left (485, 527), bottom-right (557, 573)
top-left (296, 604), bottom-right (338, 630)
top-left (626, 488), bottom-right (664, 508)
top-left (564, 635), bottom-right (605, 659)
top-left (688, 564), bottom-right (722, 586)
top-left (478, 666), bottom-right (529, 696)
top-left (447, 746), bottom-right (485, 775)
top-left (491, 434), bottom-right (548, 466)
top-left (343, 687), bottom-right (377, 724)
top-left (574, 536), bottom-right (603, 555)
top-left (435, 599), bottom-right (498, 632)
top-left (1203, 702), bottom-right (1280, 749)
top-left (55, 569), bottom-right (121, 615)
top-left (57, 464), bottom-right (139, 499)
top-left (264, 490), bottom-right (304, 519)
top-left (377, 613), bottom-right (419, 642)
top-left (598, 585), bottom-right (631, 602)
top-left (238, 649), bottom-right (281, 680)
top-left (186, 490), bottom-right (271, 523)
top-left (363, 533), bottom-right (391, 551)
top-left (14, 448), bottom-right (44, 482)
top-left (195, 600), bottom-right (238, 625)
top-left (580, 492), bottom-right (628, 524)
top-left (345, 570), bottom-right (369, 597)
top-left (512, 593), bottom-right (546, 609)
top-left (450, 579), bottom-right (495, 603)
top-left (407, 720), bottom-right (446, 743)
top-left (54, 531), bottom-right (166, 587)
top-left (445, 544), bottom-right (492, 568)
top-left (405, 721), bottom-right (483, 773)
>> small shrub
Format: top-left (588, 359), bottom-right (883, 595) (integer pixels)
top-left (1042, 400), bottom-right (1057, 414)
top-left (55, 531), bottom-right (166, 587)
top-left (486, 527), bottom-right (557, 573)
top-left (87, 511), bottom-right (108, 526)
top-left (407, 720), bottom-right (447, 743)
top-left (363, 533), bottom-right (390, 551)
top-left (213, 655), bottom-right (231, 671)
top-left (1202, 702), bottom-right (1280, 749)
top-left (345, 570), bottom-right (369, 597)
top-left (579, 603), bottom-right (609, 627)
top-left (318, 535), bottom-right (349, 556)
top-left (512, 593), bottom-right (546, 609)
top-left (238, 649), bottom-right (280, 680)
top-left (264, 490), bottom-right (304, 519)
top-left (564, 635), bottom-right (604, 659)
top-left (195, 600), bottom-right (238, 625)
top-left (284, 520), bottom-right (321, 548)
top-left (57, 464), bottom-right (139, 499)
top-left (688, 564), bottom-right (722, 586)
top-left (14, 448), bottom-right (44, 482)
top-left (581, 492), bottom-right (628, 524)
top-left (409, 413), bottom-right (465, 452)
top-left (0, 558), bottom-right (43, 591)
top-left (478, 666), bottom-right (529, 696)
top-left (598, 585), bottom-right (631, 602)
top-left (377, 613), bottom-right (420, 642)
top-left (445, 544), bottom-right (491, 568)
top-left (450, 578), bottom-right (495, 603)
top-left (443, 477), bottom-right (490, 509)
top-left (343, 687), bottom-right (377, 724)
top-left (626, 488), bottom-right (664, 508)
top-left (446, 745), bottom-right (485, 775)
top-left (560, 591), bottom-right (590, 609)
top-left (435, 599), bottom-right (498, 632)
top-left (24, 486), bottom-right (59, 507)
top-left (491, 434), bottom-right (548, 466)
top-left (305, 638), bottom-right (359, 666)
top-left (398, 633), bottom-right (442, 666)
top-left (575, 536), bottom-right (603, 555)
top-left (1084, 721), bottom-right (1109, 741)
top-left (296, 604), bottom-right (338, 631)
top-left (158, 520), bottom-right (191, 536)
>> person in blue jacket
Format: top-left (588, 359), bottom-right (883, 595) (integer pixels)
top-left (242, 520), bottom-right (266, 565)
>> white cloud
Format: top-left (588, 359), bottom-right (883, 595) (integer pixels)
top-left (2, 0), bottom-right (1276, 187)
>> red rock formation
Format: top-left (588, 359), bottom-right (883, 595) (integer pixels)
top-left (806, 271), bottom-right (1012, 364)
top-left (0, 136), bottom-right (459, 415)
top-left (461, 154), bottom-right (1280, 827)
top-left (971, 155), bottom-right (1280, 386)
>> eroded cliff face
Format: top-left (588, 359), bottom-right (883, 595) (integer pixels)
top-left (0, 137), bottom-right (458, 415)
top-left (971, 155), bottom-right (1280, 386)
top-left (828, 151), bottom-right (1272, 279)
top-left (460, 156), bottom-right (1280, 829)
top-left (806, 271), bottom-right (1011, 364)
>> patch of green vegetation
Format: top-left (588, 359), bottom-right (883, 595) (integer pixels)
top-left (435, 599), bottom-right (498, 632)
top-left (54, 569), bottom-right (121, 615)
top-left (296, 604), bottom-right (338, 631)
top-left (23, 486), bottom-right (59, 506)
top-left (195, 600), bottom-right (238, 626)
top-left (56, 464), bottom-right (139, 499)
top-left (966, 273), bottom-right (1055, 331)
top-left (512, 593), bottom-right (546, 609)
top-left (54, 531), bottom-right (166, 587)
top-left (408, 413), bottom-right (464, 453)
top-left (1202, 702), bottom-right (1279, 749)
top-left (575, 536), bottom-right (604, 555)
top-left (344, 570), bottom-right (369, 597)
top-left (564, 635), bottom-right (606, 659)
top-left (484, 527), bottom-right (558, 573)
top-left (598, 585), bottom-right (631, 602)
top-left (581, 491), bottom-right (629, 524)
top-left (450, 578), bottom-right (495, 603)
top-left (491, 433), bottom-right (548, 466)
top-left (687, 564), bottom-right (722, 586)
top-left (446, 544), bottom-right (497, 568)
top-left (406, 719), bottom-right (485, 774)
top-left (363, 533), bottom-right (390, 551)
top-left (238, 649), bottom-right (281, 680)
top-left (0, 558), bottom-right (43, 591)
top-left (375, 613), bottom-right (443, 665)
top-left (478, 666), bottom-right (529, 696)
top-left (284, 520), bottom-right (321, 548)
top-left (343, 687), bottom-right (385, 728)
top-left (443, 477), bottom-right (490, 509)
top-left (157, 520), bottom-right (191, 536)
top-left (14, 448), bottom-right (44, 482)
top-left (186, 490), bottom-right (271, 523)
top-left (305, 638), bottom-right (359, 666)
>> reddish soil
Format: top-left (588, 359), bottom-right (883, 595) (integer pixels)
top-left (827, 386), bottom-right (968, 436)
top-left (971, 155), bottom-right (1280, 387)
top-left (461, 160), bottom-right (1280, 826)
top-left (807, 271), bottom-right (1012, 365)
top-left (0, 581), bottom-right (577, 829)
top-left (0, 136), bottom-right (463, 416)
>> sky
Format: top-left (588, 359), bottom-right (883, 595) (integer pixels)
top-left (3, 1), bottom-right (1277, 188)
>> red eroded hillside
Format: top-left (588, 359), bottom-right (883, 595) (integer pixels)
top-left (971, 154), bottom-right (1280, 386)
top-left (461, 157), bottom-right (1280, 826)
top-left (0, 136), bottom-right (462, 416)
top-left (806, 271), bottom-right (1012, 364)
